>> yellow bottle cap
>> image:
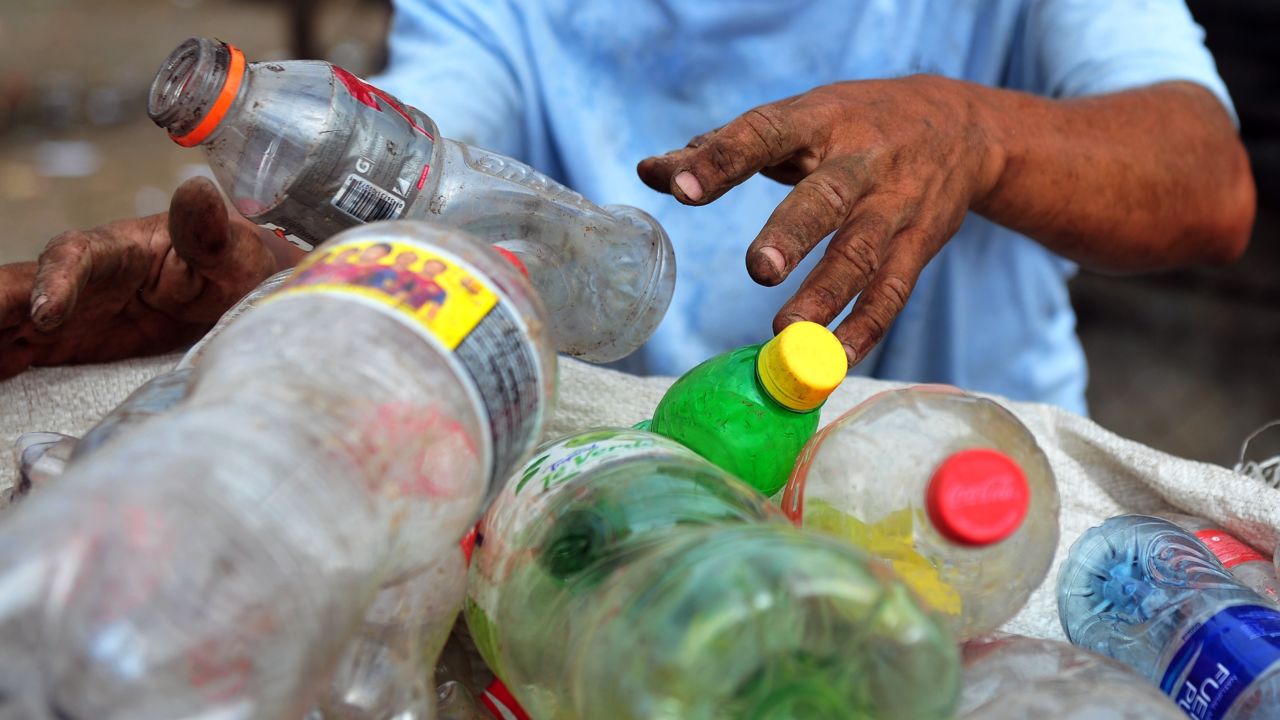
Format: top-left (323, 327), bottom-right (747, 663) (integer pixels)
top-left (756, 321), bottom-right (847, 411)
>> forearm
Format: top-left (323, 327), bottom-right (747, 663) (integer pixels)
top-left (969, 80), bottom-right (1255, 270)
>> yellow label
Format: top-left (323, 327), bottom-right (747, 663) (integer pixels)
top-left (280, 239), bottom-right (497, 349)
top-left (805, 499), bottom-right (963, 617)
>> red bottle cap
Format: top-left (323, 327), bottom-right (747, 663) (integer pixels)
top-left (926, 448), bottom-right (1029, 546)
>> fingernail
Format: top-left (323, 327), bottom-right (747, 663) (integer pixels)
top-left (674, 171), bottom-right (704, 202)
top-left (760, 247), bottom-right (784, 275)
top-left (30, 295), bottom-right (48, 319)
top-left (842, 342), bottom-right (859, 366)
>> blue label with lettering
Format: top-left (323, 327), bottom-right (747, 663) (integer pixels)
top-left (1160, 604), bottom-right (1280, 719)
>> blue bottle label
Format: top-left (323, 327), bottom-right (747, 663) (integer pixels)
top-left (1160, 604), bottom-right (1280, 719)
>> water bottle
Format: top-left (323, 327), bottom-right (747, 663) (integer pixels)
top-left (645, 320), bottom-right (847, 496)
top-left (1156, 512), bottom-right (1280, 607)
top-left (779, 385), bottom-right (1060, 640)
top-left (0, 222), bottom-right (556, 719)
top-left (466, 428), bottom-right (960, 719)
top-left (147, 37), bottom-right (675, 363)
top-left (1058, 515), bottom-right (1280, 719)
top-left (959, 632), bottom-right (1184, 719)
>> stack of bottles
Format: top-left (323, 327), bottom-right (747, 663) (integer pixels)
top-left (8, 32), bottom-right (1280, 720)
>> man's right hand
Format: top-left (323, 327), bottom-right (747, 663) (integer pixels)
top-left (0, 177), bottom-right (296, 381)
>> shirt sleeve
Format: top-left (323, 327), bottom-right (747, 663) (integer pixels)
top-left (369, 0), bottom-right (530, 156)
top-left (1021, 0), bottom-right (1236, 123)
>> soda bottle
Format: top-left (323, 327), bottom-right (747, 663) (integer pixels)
top-left (147, 37), bottom-right (675, 363)
top-left (958, 632), bottom-right (1185, 719)
top-left (780, 385), bottom-right (1060, 640)
top-left (466, 427), bottom-right (960, 719)
top-left (645, 320), bottom-right (847, 495)
top-left (1058, 515), bottom-right (1280, 719)
top-left (1156, 512), bottom-right (1280, 607)
top-left (0, 222), bottom-right (556, 719)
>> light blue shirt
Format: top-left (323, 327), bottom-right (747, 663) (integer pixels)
top-left (374, 0), bottom-right (1233, 415)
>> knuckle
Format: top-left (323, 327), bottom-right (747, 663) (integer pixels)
top-left (800, 175), bottom-right (855, 221)
top-left (806, 280), bottom-right (847, 319)
top-left (861, 277), bottom-right (913, 344)
top-left (831, 239), bottom-right (879, 281)
top-left (702, 139), bottom-right (745, 182)
top-left (40, 233), bottom-right (90, 266)
top-left (741, 107), bottom-right (791, 154)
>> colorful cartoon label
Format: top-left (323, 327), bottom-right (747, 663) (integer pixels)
top-left (1161, 604), bottom-right (1280, 719)
top-left (269, 238), bottom-right (543, 492)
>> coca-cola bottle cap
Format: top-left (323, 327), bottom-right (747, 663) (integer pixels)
top-left (926, 448), bottom-right (1029, 546)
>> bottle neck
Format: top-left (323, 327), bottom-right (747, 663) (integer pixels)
top-left (148, 37), bottom-right (246, 146)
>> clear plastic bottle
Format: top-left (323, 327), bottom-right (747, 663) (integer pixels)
top-left (1058, 514), bottom-right (1280, 720)
top-left (1155, 512), bottom-right (1280, 607)
top-left (780, 385), bottom-right (1060, 640)
top-left (645, 320), bottom-right (848, 496)
top-left (466, 427), bottom-right (959, 719)
top-left (11, 431), bottom-right (76, 500)
top-left (959, 633), bottom-right (1184, 719)
top-left (316, 548), bottom-right (469, 720)
top-left (0, 222), bottom-right (556, 720)
top-left (147, 37), bottom-right (675, 363)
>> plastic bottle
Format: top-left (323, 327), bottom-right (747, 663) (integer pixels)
top-left (645, 320), bottom-right (847, 496)
top-left (147, 37), bottom-right (675, 363)
top-left (11, 432), bottom-right (76, 500)
top-left (1155, 512), bottom-right (1280, 607)
top-left (466, 427), bottom-right (960, 719)
top-left (316, 548), bottom-right (469, 720)
top-left (780, 385), bottom-right (1060, 640)
top-left (959, 633), bottom-right (1184, 719)
top-left (1058, 514), bottom-right (1280, 720)
top-left (0, 222), bottom-right (556, 720)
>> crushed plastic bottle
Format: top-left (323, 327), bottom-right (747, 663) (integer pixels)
top-left (148, 37), bottom-right (675, 363)
top-left (645, 321), bottom-right (847, 495)
top-left (1058, 514), bottom-right (1280, 720)
top-left (11, 432), bottom-right (76, 501)
top-left (1155, 512), bottom-right (1280, 607)
top-left (959, 632), bottom-right (1184, 719)
top-left (0, 222), bottom-right (556, 720)
top-left (780, 385), bottom-right (1060, 640)
top-left (466, 427), bottom-right (959, 719)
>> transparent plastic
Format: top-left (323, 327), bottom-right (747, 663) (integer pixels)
top-left (959, 633), bottom-right (1184, 719)
top-left (1058, 515), bottom-right (1280, 720)
top-left (315, 548), bottom-right (468, 720)
top-left (780, 386), bottom-right (1060, 639)
top-left (11, 432), bottom-right (76, 501)
top-left (0, 222), bottom-right (555, 719)
top-left (466, 428), bottom-right (959, 720)
top-left (1155, 512), bottom-right (1280, 606)
top-left (149, 37), bottom-right (675, 363)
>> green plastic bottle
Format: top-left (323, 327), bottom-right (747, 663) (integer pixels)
top-left (465, 428), bottom-right (960, 720)
top-left (647, 321), bottom-right (848, 496)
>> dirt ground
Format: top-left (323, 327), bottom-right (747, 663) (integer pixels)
top-left (1, 0), bottom-right (1276, 467)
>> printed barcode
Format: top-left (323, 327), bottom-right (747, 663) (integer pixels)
top-left (332, 174), bottom-right (405, 223)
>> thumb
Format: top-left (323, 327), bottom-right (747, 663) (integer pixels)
top-left (168, 177), bottom-right (272, 285)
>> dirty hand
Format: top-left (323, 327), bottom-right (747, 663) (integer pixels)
top-left (638, 75), bottom-right (1003, 365)
top-left (0, 177), bottom-right (287, 380)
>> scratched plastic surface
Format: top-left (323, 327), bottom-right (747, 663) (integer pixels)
top-left (1059, 515), bottom-right (1280, 720)
top-left (466, 428), bottom-right (959, 720)
top-left (0, 223), bottom-right (555, 720)
top-left (647, 345), bottom-right (821, 496)
top-left (149, 37), bottom-right (673, 363)
top-left (780, 386), bottom-right (1060, 640)
top-left (958, 633), bottom-right (1183, 719)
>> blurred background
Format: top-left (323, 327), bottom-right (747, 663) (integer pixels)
top-left (0, 0), bottom-right (1276, 467)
